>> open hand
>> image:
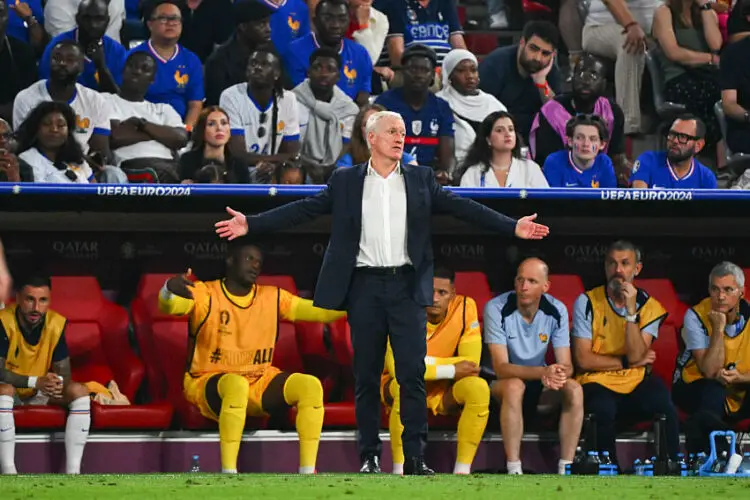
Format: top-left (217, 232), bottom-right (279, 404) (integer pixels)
top-left (166, 268), bottom-right (195, 299)
top-left (215, 206), bottom-right (249, 240)
top-left (515, 213), bottom-right (549, 240)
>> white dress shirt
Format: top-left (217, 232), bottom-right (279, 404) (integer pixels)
top-left (356, 161), bottom-right (411, 268)
top-left (460, 158), bottom-right (549, 188)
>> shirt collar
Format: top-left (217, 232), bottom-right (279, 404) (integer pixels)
top-left (366, 159), bottom-right (402, 178)
top-left (666, 156), bottom-right (695, 182)
top-left (311, 32), bottom-right (343, 54)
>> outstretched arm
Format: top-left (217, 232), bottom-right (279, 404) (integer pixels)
top-left (247, 185), bottom-right (333, 233)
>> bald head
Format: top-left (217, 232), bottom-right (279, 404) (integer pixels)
top-left (518, 258), bottom-right (549, 280)
top-left (515, 258), bottom-right (550, 308)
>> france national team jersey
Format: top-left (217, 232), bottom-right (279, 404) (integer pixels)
top-left (630, 151), bottom-right (718, 189)
top-left (375, 88), bottom-right (454, 166)
top-left (39, 29), bottom-right (127, 92)
top-left (219, 83), bottom-right (300, 156)
top-left (262, 0), bottom-right (310, 52)
top-left (484, 291), bottom-right (570, 367)
top-left (128, 41), bottom-right (204, 119)
top-left (383, 0), bottom-right (463, 64)
top-left (543, 150), bottom-right (618, 188)
top-left (284, 33), bottom-right (372, 101)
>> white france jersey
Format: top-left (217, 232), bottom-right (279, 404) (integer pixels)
top-left (19, 147), bottom-right (94, 184)
top-left (13, 80), bottom-right (111, 155)
top-left (219, 83), bottom-right (300, 156)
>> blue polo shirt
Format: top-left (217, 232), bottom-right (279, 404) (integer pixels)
top-left (39, 30), bottom-right (127, 92)
top-left (284, 33), bottom-right (372, 101)
top-left (630, 151), bottom-right (717, 189)
top-left (375, 88), bottom-right (453, 167)
top-left (381, 0), bottom-right (462, 64)
top-left (543, 150), bottom-right (617, 188)
top-left (260, 0), bottom-right (310, 51)
top-left (127, 41), bottom-right (204, 119)
top-left (484, 292), bottom-right (570, 367)
top-left (4, 0), bottom-right (43, 44)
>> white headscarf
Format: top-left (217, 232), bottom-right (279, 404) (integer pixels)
top-left (437, 49), bottom-right (506, 124)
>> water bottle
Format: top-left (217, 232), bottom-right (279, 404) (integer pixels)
top-left (600, 451), bottom-right (613, 476)
top-left (713, 451), bottom-right (728, 473)
top-left (571, 446), bottom-right (584, 474)
top-left (687, 453), bottom-right (695, 473)
top-left (189, 454), bottom-right (201, 473)
top-left (583, 451), bottom-right (601, 475)
top-left (738, 452), bottom-right (750, 474)
top-left (695, 452), bottom-right (708, 475)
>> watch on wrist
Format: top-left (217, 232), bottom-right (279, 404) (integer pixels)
top-left (744, 111), bottom-right (750, 123)
top-left (625, 312), bottom-right (639, 323)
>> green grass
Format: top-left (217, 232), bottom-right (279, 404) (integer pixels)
top-left (1, 474), bottom-right (750, 499)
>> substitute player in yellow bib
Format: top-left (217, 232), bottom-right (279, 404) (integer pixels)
top-left (673, 262), bottom-right (750, 454)
top-left (158, 242), bottom-right (345, 474)
top-left (572, 240), bottom-right (680, 465)
top-left (381, 266), bottom-right (490, 475)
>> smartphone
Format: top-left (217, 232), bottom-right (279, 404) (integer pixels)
top-left (727, 363), bottom-right (736, 371)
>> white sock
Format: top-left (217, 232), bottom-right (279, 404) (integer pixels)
top-left (0, 395), bottom-right (16, 474)
top-left (559, 459), bottom-right (572, 475)
top-left (298, 466), bottom-right (315, 474)
top-left (507, 460), bottom-right (523, 475)
top-left (392, 462), bottom-right (404, 475)
top-left (454, 462), bottom-right (471, 475)
top-left (65, 396), bottom-right (90, 474)
top-left (221, 468), bottom-right (238, 474)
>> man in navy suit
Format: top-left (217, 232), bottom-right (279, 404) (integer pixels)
top-left (216, 111), bottom-right (549, 475)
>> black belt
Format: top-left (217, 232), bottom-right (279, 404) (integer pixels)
top-left (356, 265), bottom-right (413, 276)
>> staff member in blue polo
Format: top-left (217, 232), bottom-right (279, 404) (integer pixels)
top-left (485, 257), bottom-right (583, 476)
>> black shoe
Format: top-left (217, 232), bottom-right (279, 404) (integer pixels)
top-left (359, 455), bottom-right (381, 473)
top-left (403, 457), bottom-right (435, 476)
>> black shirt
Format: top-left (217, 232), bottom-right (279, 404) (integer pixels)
top-left (720, 37), bottom-right (750, 152)
top-left (179, 149), bottom-right (251, 184)
top-left (0, 309), bottom-right (69, 363)
top-left (179, 0), bottom-right (235, 62)
top-left (0, 36), bottom-right (38, 111)
top-left (204, 35), bottom-right (252, 107)
top-left (0, 157), bottom-right (34, 182)
top-left (532, 94), bottom-right (625, 166)
top-left (727, 1), bottom-right (750, 38)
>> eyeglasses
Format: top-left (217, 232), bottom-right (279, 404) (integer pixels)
top-left (257, 112), bottom-right (267, 139)
top-left (151, 15), bottom-right (182, 24)
top-left (666, 131), bottom-right (699, 144)
top-left (0, 132), bottom-right (13, 141)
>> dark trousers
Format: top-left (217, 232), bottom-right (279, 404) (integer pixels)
top-left (346, 267), bottom-right (427, 460)
top-left (583, 376), bottom-right (680, 462)
top-left (673, 379), bottom-right (750, 454)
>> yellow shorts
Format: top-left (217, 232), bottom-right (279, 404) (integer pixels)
top-left (183, 366), bottom-right (283, 421)
top-left (381, 376), bottom-right (452, 416)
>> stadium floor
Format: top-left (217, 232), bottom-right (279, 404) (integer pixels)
top-left (0, 474), bottom-right (748, 499)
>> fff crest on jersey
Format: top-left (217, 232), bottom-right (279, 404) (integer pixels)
top-left (539, 333), bottom-right (549, 344)
top-left (429, 118), bottom-right (439, 135)
top-left (412, 120), bottom-right (422, 135)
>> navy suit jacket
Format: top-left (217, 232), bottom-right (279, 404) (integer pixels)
top-left (247, 164), bottom-right (518, 310)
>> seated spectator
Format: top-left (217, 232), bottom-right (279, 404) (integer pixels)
top-left (376, 44), bottom-right (453, 179)
top-left (220, 44), bottom-right (300, 183)
top-left (0, 1), bottom-right (38, 122)
top-left (572, 240), bottom-right (679, 465)
top-left (169, 0), bottom-right (234, 63)
top-left (337, 103), bottom-right (418, 168)
top-left (268, 0), bottom-right (310, 51)
top-left (530, 54), bottom-right (629, 185)
top-left (204, 0), bottom-right (274, 107)
top-left (582, 0), bottom-right (657, 135)
top-left (727, 0), bottom-right (750, 44)
top-left (485, 258), bottom-right (582, 476)
top-left (4, 0), bottom-right (45, 52)
top-left (272, 161), bottom-right (305, 184)
top-left (458, 111), bottom-right (548, 189)
top-left (14, 40), bottom-right (112, 160)
top-left (543, 115), bottom-right (618, 189)
top-left (631, 115), bottom-right (718, 189)
top-left (479, 21), bottom-right (562, 142)
top-left (284, 0), bottom-right (372, 106)
top-left (129, 0), bottom-right (204, 127)
top-left (436, 49), bottom-right (506, 168)
top-left (652, 0), bottom-right (722, 149)
top-left (179, 106), bottom-right (250, 184)
top-left (673, 261), bottom-right (750, 456)
top-left (294, 47), bottom-right (359, 174)
top-left (0, 118), bottom-right (33, 182)
top-left (45, 0), bottom-right (125, 43)
top-left (40, 0), bottom-right (126, 94)
top-left (720, 26), bottom-right (750, 154)
top-left (16, 102), bottom-right (126, 183)
top-left (347, 0), bottom-right (391, 84)
top-left (109, 51), bottom-right (188, 183)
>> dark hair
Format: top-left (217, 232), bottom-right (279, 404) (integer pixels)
top-left (16, 275), bottom-right (52, 291)
top-left (16, 101), bottom-right (85, 165)
top-left (195, 163), bottom-right (221, 183)
top-left (143, 0), bottom-right (183, 21)
top-left (668, 0), bottom-right (703, 29)
top-left (401, 44), bottom-right (438, 69)
top-left (608, 240), bottom-right (642, 264)
top-left (350, 103), bottom-right (386, 165)
top-left (227, 240), bottom-right (263, 260)
top-left (521, 20), bottom-right (559, 48)
top-left (314, 0), bottom-right (348, 18)
top-left (191, 105), bottom-right (234, 161)
top-left (51, 38), bottom-right (84, 57)
top-left (565, 114), bottom-right (610, 142)
top-left (309, 46), bottom-right (342, 68)
top-left (434, 265), bottom-right (455, 283)
top-left (672, 113), bottom-right (706, 139)
top-left (125, 50), bottom-right (157, 67)
top-left (273, 161), bottom-right (305, 183)
top-left (457, 110), bottom-right (524, 179)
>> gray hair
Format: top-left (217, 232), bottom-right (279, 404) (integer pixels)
top-left (709, 261), bottom-right (745, 289)
top-left (608, 240), bottom-right (642, 264)
top-left (364, 111), bottom-right (403, 151)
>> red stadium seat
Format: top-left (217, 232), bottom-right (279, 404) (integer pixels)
top-left (464, 33), bottom-right (499, 57)
top-left (257, 275), bottom-right (298, 295)
top-left (454, 271), bottom-right (493, 321)
top-left (651, 324), bottom-right (679, 390)
top-left (14, 406), bottom-right (67, 430)
top-left (635, 279), bottom-right (688, 328)
top-left (548, 274), bottom-right (585, 320)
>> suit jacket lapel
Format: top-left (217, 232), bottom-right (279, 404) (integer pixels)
top-left (352, 163), bottom-right (367, 230)
top-left (402, 163), bottom-right (415, 225)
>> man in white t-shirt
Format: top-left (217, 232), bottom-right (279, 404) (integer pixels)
top-left (13, 40), bottom-right (112, 161)
top-left (219, 44), bottom-right (300, 183)
top-left (45, 0), bottom-right (126, 43)
top-left (109, 51), bottom-right (188, 183)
